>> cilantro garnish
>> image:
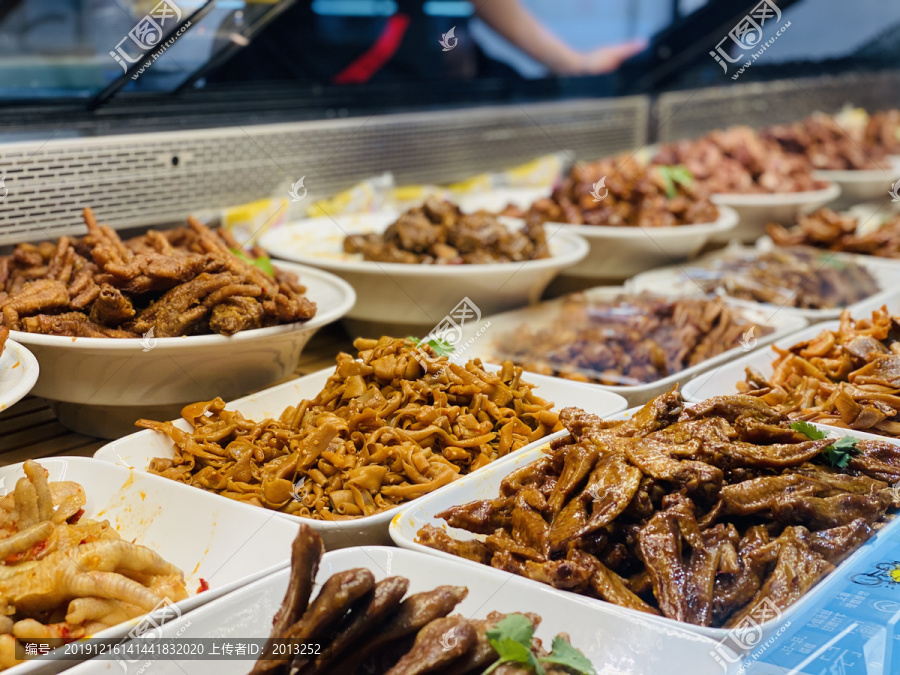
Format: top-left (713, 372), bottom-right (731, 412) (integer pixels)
top-left (789, 421), bottom-right (827, 440)
top-left (230, 248), bottom-right (275, 276)
top-left (407, 336), bottom-right (455, 357)
top-left (542, 635), bottom-right (597, 674)
top-left (482, 614), bottom-right (596, 675)
top-left (791, 422), bottom-right (861, 468)
top-left (656, 165), bottom-right (694, 198)
top-left (819, 436), bottom-right (862, 469)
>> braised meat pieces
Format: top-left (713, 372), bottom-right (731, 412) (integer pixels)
top-left (489, 294), bottom-right (769, 386)
top-left (763, 112), bottom-right (888, 170)
top-left (739, 307), bottom-right (900, 438)
top-left (654, 126), bottom-right (825, 194)
top-left (344, 198), bottom-right (549, 264)
top-left (417, 391), bottom-right (900, 627)
top-left (252, 525), bottom-right (595, 675)
top-left (525, 155), bottom-right (718, 228)
top-left (143, 337), bottom-right (561, 519)
top-left (684, 246), bottom-right (880, 310)
top-left (0, 208), bottom-right (316, 337)
top-left (768, 208), bottom-right (900, 258)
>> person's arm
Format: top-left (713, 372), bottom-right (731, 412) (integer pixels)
top-left (472, 0), bottom-right (645, 75)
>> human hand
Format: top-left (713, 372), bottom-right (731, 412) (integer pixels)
top-left (577, 39), bottom-right (648, 75)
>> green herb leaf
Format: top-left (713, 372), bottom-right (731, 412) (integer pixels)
top-left (819, 435), bottom-right (862, 468)
top-left (485, 614), bottom-right (535, 648)
top-left (230, 248), bottom-right (275, 276)
top-left (406, 336), bottom-right (455, 357)
top-left (483, 615), bottom-right (543, 675)
top-left (656, 165), bottom-right (694, 198)
top-left (790, 421), bottom-right (828, 440)
top-left (541, 636), bottom-right (597, 675)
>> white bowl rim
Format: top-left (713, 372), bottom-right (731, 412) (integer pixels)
top-left (8, 261), bottom-right (356, 352)
top-left (545, 205), bottom-right (739, 239)
top-left (710, 181), bottom-right (841, 206)
top-left (260, 224), bottom-right (590, 276)
top-left (1, 339), bottom-right (39, 408)
top-left (813, 168), bottom-right (900, 182)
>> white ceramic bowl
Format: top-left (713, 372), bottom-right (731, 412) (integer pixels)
top-left (552, 205), bottom-right (739, 282)
top-left (454, 186), bottom-right (551, 213)
top-left (11, 262), bottom-right (355, 439)
top-left (710, 182), bottom-right (841, 243)
top-left (258, 214), bottom-right (589, 338)
top-left (0, 338), bottom-right (39, 412)
top-left (458, 286), bottom-right (807, 407)
top-left (94, 364), bottom-right (627, 550)
top-left (627, 247), bottom-right (900, 324)
top-left (64, 546), bottom-right (733, 675)
top-left (389, 423), bottom-right (900, 645)
top-left (813, 156), bottom-right (900, 208)
top-left (0, 456), bottom-right (300, 675)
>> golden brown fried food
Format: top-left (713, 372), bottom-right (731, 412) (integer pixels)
top-left (768, 208), bottom-right (900, 258)
top-left (417, 391), bottom-right (899, 627)
top-left (0, 461), bottom-right (188, 671)
top-left (0, 208), bottom-right (316, 338)
top-left (737, 306), bottom-right (900, 437)
top-left (141, 337), bottom-right (562, 520)
top-left (526, 154), bottom-right (718, 228)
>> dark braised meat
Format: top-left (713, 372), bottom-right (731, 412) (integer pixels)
top-left (768, 208), bottom-right (900, 259)
top-left (488, 294), bottom-right (769, 386)
top-left (0, 207), bottom-right (316, 337)
top-left (763, 112), bottom-right (887, 170)
top-left (343, 197), bottom-right (548, 264)
top-left (681, 246), bottom-right (880, 310)
top-left (525, 154), bottom-right (719, 229)
top-left (737, 307), bottom-right (900, 438)
top-left (653, 125), bottom-right (826, 194)
top-left (417, 390), bottom-right (900, 627)
top-left (254, 525), bottom-right (597, 675)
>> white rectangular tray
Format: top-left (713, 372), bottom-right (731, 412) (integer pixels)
top-left (457, 286), bottom-right (808, 406)
top-left (66, 546), bottom-right (733, 675)
top-left (94, 365), bottom-right (627, 550)
top-left (389, 422), bottom-right (900, 644)
top-left (0, 457), bottom-right (300, 675)
top-left (626, 247), bottom-right (900, 323)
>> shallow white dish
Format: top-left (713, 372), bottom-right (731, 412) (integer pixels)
top-left (258, 214), bottom-right (589, 338)
top-left (0, 457), bottom-right (300, 675)
top-left (710, 182), bottom-right (841, 243)
top-left (94, 364), bottom-right (627, 550)
top-left (455, 186), bottom-right (551, 214)
top-left (0, 339), bottom-right (39, 412)
top-left (627, 247), bottom-right (900, 323)
top-left (814, 156), bottom-right (900, 208)
top-left (12, 262), bottom-right (355, 439)
top-left (66, 546), bottom-right (732, 675)
top-left (552, 205), bottom-right (739, 281)
top-left (390, 422), bottom-right (900, 645)
top-left (459, 286), bottom-right (807, 406)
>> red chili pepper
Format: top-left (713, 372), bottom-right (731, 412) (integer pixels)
top-left (68, 509), bottom-right (85, 524)
top-left (197, 579), bottom-right (210, 593)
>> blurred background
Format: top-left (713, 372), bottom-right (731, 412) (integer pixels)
top-left (1, 0), bottom-right (897, 120)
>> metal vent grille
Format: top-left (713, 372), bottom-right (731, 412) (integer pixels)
top-left (0, 97), bottom-right (648, 245)
top-left (653, 69), bottom-right (900, 142)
